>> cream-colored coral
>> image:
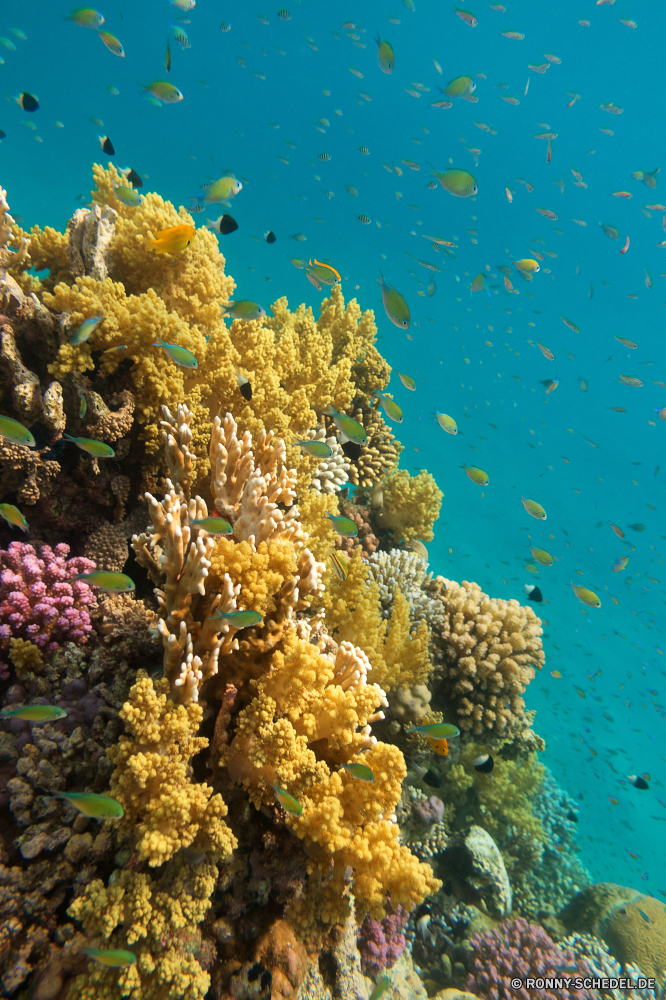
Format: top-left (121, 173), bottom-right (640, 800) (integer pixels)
top-left (367, 548), bottom-right (444, 626)
top-left (303, 424), bottom-right (350, 494)
top-left (435, 579), bottom-right (545, 740)
top-left (0, 186), bottom-right (30, 270)
top-left (108, 672), bottom-right (237, 866)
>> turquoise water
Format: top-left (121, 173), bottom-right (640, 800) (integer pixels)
top-left (3, 0), bottom-right (664, 893)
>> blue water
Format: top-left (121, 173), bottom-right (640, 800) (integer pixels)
top-left (3, 0), bottom-right (664, 891)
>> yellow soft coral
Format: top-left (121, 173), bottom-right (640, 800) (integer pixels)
top-left (108, 673), bottom-right (237, 866)
top-left (381, 589), bottom-right (433, 690)
top-left (378, 468), bottom-right (444, 543)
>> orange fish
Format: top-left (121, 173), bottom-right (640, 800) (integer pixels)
top-left (620, 235), bottom-right (630, 254)
top-left (145, 224), bottom-right (196, 254)
top-left (427, 736), bottom-right (450, 756)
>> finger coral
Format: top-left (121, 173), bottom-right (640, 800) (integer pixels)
top-left (433, 579), bottom-right (545, 740)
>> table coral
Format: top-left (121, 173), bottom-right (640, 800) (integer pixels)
top-left (433, 579), bottom-right (545, 740)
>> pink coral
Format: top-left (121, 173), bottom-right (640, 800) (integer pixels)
top-left (357, 903), bottom-right (408, 977)
top-left (467, 918), bottom-right (596, 1000)
top-left (0, 542), bottom-right (97, 664)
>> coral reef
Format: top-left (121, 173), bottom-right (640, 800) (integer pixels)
top-left (357, 904), bottom-right (408, 977)
top-left (367, 548), bottom-right (444, 625)
top-left (303, 424), bottom-right (350, 494)
top-left (345, 399), bottom-right (403, 489)
top-left (378, 468), bottom-right (443, 544)
top-left (563, 934), bottom-right (657, 1000)
top-left (395, 785), bottom-right (448, 860)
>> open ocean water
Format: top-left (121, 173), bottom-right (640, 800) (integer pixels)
top-left (2, 0), bottom-right (664, 910)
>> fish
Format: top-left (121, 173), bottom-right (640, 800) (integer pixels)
top-left (608, 521), bottom-right (625, 538)
top-left (323, 405), bottom-right (367, 446)
top-left (294, 439), bottom-right (333, 458)
top-left (536, 342), bottom-right (554, 360)
top-left (430, 167), bottom-right (478, 198)
top-left (601, 224), bottom-right (619, 240)
top-left (44, 791), bottom-right (124, 817)
top-left (152, 339), bottom-right (198, 369)
top-left (0, 704), bottom-right (67, 722)
top-left (165, 39), bottom-right (171, 72)
top-left (501, 31), bottom-right (524, 39)
top-left (443, 75), bottom-right (476, 98)
top-left (270, 783), bottom-right (302, 816)
top-left (436, 412), bottom-right (457, 435)
top-left (72, 571), bottom-right (135, 593)
top-left (515, 258), bottom-right (540, 273)
top-left (16, 91), bottom-right (39, 111)
top-left (472, 753), bottom-right (494, 774)
top-left (536, 207), bottom-right (558, 220)
top-left (340, 762), bottom-right (374, 782)
top-left (191, 176), bottom-right (242, 211)
top-left (277, 9), bottom-right (291, 20)
top-left (470, 273), bottom-right (490, 298)
top-left (560, 316), bottom-right (580, 333)
top-left (329, 550), bottom-right (349, 581)
top-left (369, 977), bottom-right (391, 1000)
top-left (62, 434), bottom-right (115, 458)
top-left (234, 370), bottom-right (252, 402)
top-left (98, 135), bottom-right (115, 156)
top-left (169, 21), bottom-right (190, 48)
top-left (221, 301), bottom-right (267, 321)
top-left (541, 377), bottom-right (560, 394)
top-left (101, 345), bottom-right (127, 355)
top-left (521, 496), bottom-right (547, 520)
top-left (265, 230), bottom-right (276, 243)
top-left (70, 314), bottom-right (104, 345)
top-left (357, 215), bottom-right (371, 225)
top-left (376, 271), bottom-right (410, 329)
top-left (628, 523), bottom-right (645, 532)
top-left (325, 512), bottom-right (359, 537)
top-left (613, 556), bottom-right (629, 572)
top-left (373, 392), bottom-right (403, 423)
top-left (209, 214), bottom-right (238, 235)
top-left (570, 582), bottom-right (601, 608)
top-left (143, 81), bottom-right (183, 103)
top-left (0, 503), bottom-right (29, 533)
top-left (114, 185), bottom-right (140, 207)
top-left (65, 8), bottom-right (105, 28)
top-left (82, 949), bottom-right (136, 967)
top-left (172, 0), bottom-right (195, 9)
top-left (123, 168), bottom-right (142, 188)
top-left (145, 224), bottom-right (196, 253)
top-left (627, 775), bottom-right (649, 790)
top-left (97, 30), bottom-right (125, 56)
top-left (461, 465), bottom-right (489, 485)
top-left (530, 547), bottom-right (553, 566)
top-left (375, 35), bottom-right (394, 73)
top-left (405, 722), bottom-right (460, 738)
top-left (398, 373), bottom-right (415, 390)
top-left (455, 8), bottom-right (478, 26)
top-left (307, 259), bottom-right (341, 285)
top-left (189, 517), bottom-right (233, 534)
top-left (207, 610), bottom-right (263, 627)
top-left (619, 375), bottom-right (643, 387)
top-left (524, 584), bottom-right (543, 603)
top-left (615, 337), bottom-right (638, 349)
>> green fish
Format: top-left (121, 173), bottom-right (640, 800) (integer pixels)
top-left (114, 185), bottom-right (141, 206)
top-left (63, 434), bottom-right (115, 458)
top-left (329, 550), bottom-right (349, 581)
top-left (405, 722), bottom-right (461, 739)
top-left (191, 176), bottom-right (243, 211)
top-left (143, 80), bottom-right (184, 104)
top-left (323, 404), bottom-right (367, 446)
top-left (369, 977), bottom-right (390, 1000)
top-left (376, 271), bottom-right (410, 329)
top-left (0, 415), bottom-right (35, 447)
top-left (72, 571), bottom-right (135, 593)
top-left (375, 34), bottom-right (394, 74)
top-left (289, 257), bottom-right (306, 269)
top-left (325, 512), bottom-right (359, 537)
top-left (221, 300), bottom-right (267, 321)
top-left (189, 516), bottom-right (233, 534)
top-left (294, 438), bottom-right (333, 458)
top-left (65, 7), bottom-right (105, 28)
top-left (431, 166), bottom-right (478, 198)
top-left (44, 791), bottom-right (124, 818)
top-left (270, 783), bottom-right (302, 817)
top-left (0, 704), bottom-right (67, 722)
top-left (70, 314), bottom-right (104, 345)
top-left (470, 273), bottom-right (490, 298)
top-left (443, 75), bottom-right (476, 98)
top-left (207, 609), bottom-right (263, 628)
top-left (341, 762), bottom-right (374, 782)
top-left (0, 503), bottom-right (29, 533)
top-left (152, 339), bottom-right (198, 369)
top-left (78, 389), bottom-right (87, 418)
top-left (373, 392), bottom-right (403, 423)
top-left (398, 373), bottom-right (416, 390)
top-left (82, 949), bottom-right (136, 968)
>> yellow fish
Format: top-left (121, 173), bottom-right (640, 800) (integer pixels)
top-left (436, 411), bottom-right (457, 435)
top-left (145, 224), bottom-right (196, 254)
top-left (571, 582), bottom-right (601, 608)
top-left (515, 258), bottom-right (540, 273)
top-left (530, 546), bottom-right (553, 566)
top-left (461, 464), bottom-right (489, 485)
top-left (521, 496), bottom-right (547, 519)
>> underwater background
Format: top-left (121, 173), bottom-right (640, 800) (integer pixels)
top-left (0, 0), bottom-right (665, 998)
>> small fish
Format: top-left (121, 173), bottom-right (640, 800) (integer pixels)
top-left (17, 92), bottom-right (39, 111)
top-left (63, 434), bottom-right (115, 458)
top-left (210, 214), bottom-right (238, 235)
top-left (524, 583), bottom-right (543, 603)
top-left (270, 783), bottom-right (302, 816)
top-left (515, 258), bottom-right (540, 273)
top-left (443, 75), bottom-right (476, 98)
top-left (376, 271), bottom-right (410, 328)
top-left (0, 503), bottom-right (29, 533)
top-left (461, 464), bottom-right (489, 486)
top-left (323, 404), bottom-right (367, 445)
top-left (307, 259), bottom-right (341, 285)
top-left (373, 392), bottom-right (403, 423)
top-left (72, 571), bottom-right (135, 593)
top-left (536, 342), bottom-right (554, 360)
top-left (207, 609), bottom-right (263, 627)
top-left (627, 775), bottom-right (649, 790)
top-left (97, 30), bottom-right (125, 57)
top-left (165, 39), bottom-right (171, 72)
top-left (536, 207), bottom-right (558, 220)
top-left (455, 8), bottom-right (478, 26)
top-left (471, 273), bottom-right (490, 298)
top-left (221, 301), bottom-right (267, 321)
top-left (560, 315), bottom-right (580, 333)
top-left (265, 230), bottom-right (276, 243)
top-left (542, 377), bottom-right (560, 394)
top-left (294, 438), bottom-right (333, 458)
top-left (0, 415), bottom-right (36, 448)
top-left (619, 375), bottom-right (643, 387)
top-left (98, 134), bottom-right (115, 156)
top-left (152, 339), bottom-right (198, 369)
top-left (600, 103), bottom-right (623, 115)
top-left (145, 224), bottom-right (196, 253)
top-left (571, 582), bottom-right (601, 608)
top-left (329, 550), bottom-right (349, 581)
top-left (44, 791), bottom-right (124, 817)
top-left (608, 521), bottom-right (625, 538)
top-left (325, 512), bottom-right (359, 537)
top-left (431, 166), bottom-right (478, 198)
top-left (405, 722), bottom-right (460, 739)
top-left (628, 523), bottom-right (645, 532)
top-left (143, 80), bottom-right (184, 103)
top-left (530, 546), bottom-right (553, 566)
top-left (123, 168), bottom-right (143, 188)
top-left (277, 9), bottom-right (291, 20)
top-left (101, 345), bottom-right (127, 355)
top-left (436, 412), bottom-right (457, 435)
top-left (114, 185), bottom-right (140, 207)
top-left (169, 22), bottom-right (190, 48)
top-left (472, 753), bottom-right (494, 774)
top-left (369, 976), bottom-right (391, 1000)
top-left (501, 31), bottom-right (524, 39)
top-left (65, 7), bottom-right (105, 27)
top-left (357, 215), bottom-right (371, 225)
top-left (191, 176), bottom-right (242, 210)
top-left (375, 34), bottom-right (394, 73)
top-left (189, 516), bottom-right (233, 534)
top-left (341, 762), bottom-right (374, 782)
top-left (107, 84), bottom-right (120, 95)
top-left (521, 496), bottom-right (547, 520)
top-left (601, 224), bottom-right (619, 240)
top-left (82, 949), bottom-right (136, 967)
top-left (70, 314), bottom-right (104, 345)
top-left (615, 337), bottom-right (638, 349)
top-left (398, 373), bottom-right (415, 390)
top-left (613, 556), bottom-right (629, 572)
top-left (0, 704), bottom-right (67, 722)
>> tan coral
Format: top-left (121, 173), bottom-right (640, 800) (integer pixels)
top-left (345, 400), bottom-right (403, 489)
top-left (83, 389), bottom-right (134, 443)
top-left (0, 438), bottom-right (60, 505)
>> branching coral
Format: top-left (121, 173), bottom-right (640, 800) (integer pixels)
top-left (303, 424), bottom-right (350, 493)
top-left (345, 399), bottom-right (403, 489)
top-left (433, 579), bottom-right (545, 740)
top-left (368, 549), bottom-right (443, 626)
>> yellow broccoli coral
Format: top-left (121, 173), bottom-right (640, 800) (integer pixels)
top-left (378, 468), bottom-right (444, 543)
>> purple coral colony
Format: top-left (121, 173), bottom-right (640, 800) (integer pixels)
top-left (0, 172), bottom-right (663, 1000)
